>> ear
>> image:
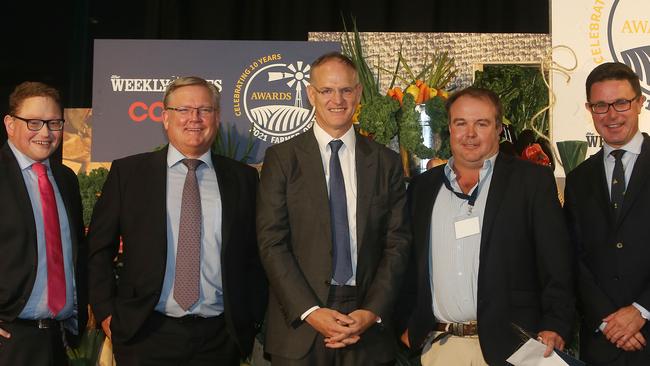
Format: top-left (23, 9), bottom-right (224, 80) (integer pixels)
top-left (306, 85), bottom-right (317, 107)
top-left (4, 115), bottom-right (15, 138)
top-left (162, 109), bottom-right (170, 131)
top-left (585, 102), bottom-right (592, 112)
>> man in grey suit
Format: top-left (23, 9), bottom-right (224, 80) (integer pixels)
top-left (257, 52), bottom-right (411, 365)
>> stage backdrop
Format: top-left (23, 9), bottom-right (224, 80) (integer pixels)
top-left (92, 40), bottom-right (339, 163)
top-left (551, 0), bottom-right (650, 177)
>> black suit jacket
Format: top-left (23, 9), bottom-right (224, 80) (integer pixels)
top-left (401, 153), bottom-right (575, 365)
top-left (0, 143), bottom-right (87, 342)
top-left (256, 128), bottom-right (411, 361)
top-left (565, 133), bottom-right (650, 365)
top-left (86, 147), bottom-right (267, 356)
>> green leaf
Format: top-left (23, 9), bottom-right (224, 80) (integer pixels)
top-left (556, 140), bottom-right (588, 175)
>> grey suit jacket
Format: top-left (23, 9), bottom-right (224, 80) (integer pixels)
top-left (256, 128), bottom-right (411, 361)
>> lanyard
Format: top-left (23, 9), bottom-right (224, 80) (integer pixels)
top-left (442, 174), bottom-right (480, 207)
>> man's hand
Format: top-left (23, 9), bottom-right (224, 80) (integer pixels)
top-left (305, 308), bottom-right (355, 341)
top-left (603, 305), bottom-right (647, 348)
top-left (325, 309), bottom-right (379, 349)
top-left (0, 321), bottom-right (10, 339)
top-left (400, 329), bottom-right (410, 348)
top-left (101, 315), bottom-right (113, 340)
top-left (619, 331), bottom-right (646, 351)
top-left (537, 330), bottom-right (565, 357)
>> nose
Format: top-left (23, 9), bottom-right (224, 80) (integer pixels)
top-left (331, 90), bottom-right (345, 104)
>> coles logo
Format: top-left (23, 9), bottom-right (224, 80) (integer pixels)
top-left (608, 0), bottom-right (650, 107)
top-left (234, 54), bottom-right (314, 144)
top-left (128, 101), bottom-right (163, 123)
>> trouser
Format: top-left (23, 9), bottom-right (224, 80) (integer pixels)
top-left (0, 319), bottom-right (68, 366)
top-left (420, 331), bottom-right (488, 366)
top-left (113, 312), bottom-right (239, 366)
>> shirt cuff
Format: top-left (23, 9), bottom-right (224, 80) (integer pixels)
top-left (300, 306), bottom-right (320, 321)
top-left (597, 321), bottom-right (607, 333)
top-left (633, 302), bottom-right (650, 320)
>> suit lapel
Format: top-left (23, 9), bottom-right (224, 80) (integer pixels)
top-left (355, 134), bottom-right (376, 251)
top-left (295, 130), bottom-right (331, 238)
top-left (590, 149), bottom-right (616, 224)
top-left (479, 153), bottom-right (511, 261)
top-left (617, 134), bottom-right (650, 227)
top-left (50, 163), bottom-right (79, 263)
top-left (212, 154), bottom-right (237, 253)
top-left (0, 144), bottom-right (37, 253)
top-left (150, 149), bottom-right (168, 253)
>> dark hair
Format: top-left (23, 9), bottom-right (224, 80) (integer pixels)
top-left (585, 62), bottom-right (641, 100)
top-left (445, 87), bottom-right (503, 126)
top-left (8, 81), bottom-right (62, 115)
top-left (163, 76), bottom-right (220, 110)
top-left (311, 52), bottom-right (358, 80)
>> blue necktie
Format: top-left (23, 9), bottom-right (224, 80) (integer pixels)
top-left (329, 140), bottom-right (353, 285)
top-left (610, 149), bottom-right (625, 218)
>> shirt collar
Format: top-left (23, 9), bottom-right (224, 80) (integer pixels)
top-left (7, 140), bottom-right (51, 171)
top-left (312, 121), bottom-right (356, 153)
top-left (603, 130), bottom-right (643, 159)
top-left (167, 144), bottom-right (213, 169)
top-left (444, 152), bottom-right (498, 184)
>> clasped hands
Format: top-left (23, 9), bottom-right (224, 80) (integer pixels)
top-left (602, 305), bottom-right (647, 351)
top-left (305, 308), bottom-right (377, 349)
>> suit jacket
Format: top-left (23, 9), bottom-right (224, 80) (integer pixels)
top-left (0, 143), bottom-right (87, 343)
top-left (256, 128), bottom-right (411, 361)
top-left (86, 147), bottom-right (267, 356)
top-left (564, 133), bottom-right (650, 365)
top-left (401, 153), bottom-right (575, 365)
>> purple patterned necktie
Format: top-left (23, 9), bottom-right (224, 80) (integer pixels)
top-left (173, 159), bottom-right (203, 311)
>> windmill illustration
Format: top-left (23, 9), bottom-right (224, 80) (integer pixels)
top-left (267, 61), bottom-right (311, 108)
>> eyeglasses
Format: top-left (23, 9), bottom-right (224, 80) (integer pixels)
top-left (312, 85), bottom-right (359, 99)
top-left (588, 96), bottom-right (639, 114)
top-left (11, 115), bottom-right (65, 131)
top-left (165, 106), bottom-right (216, 117)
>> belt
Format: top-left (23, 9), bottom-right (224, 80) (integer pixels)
top-left (13, 318), bottom-right (59, 329)
top-left (435, 321), bottom-right (478, 337)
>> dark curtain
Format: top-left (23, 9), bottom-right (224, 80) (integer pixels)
top-left (0, 0), bottom-right (548, 145)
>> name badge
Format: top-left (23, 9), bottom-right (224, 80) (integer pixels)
top-left (454, 215), bottom-right (480, 239)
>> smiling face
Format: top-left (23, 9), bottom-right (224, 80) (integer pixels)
top-left (4, 96), bottom-right (62, 162)
top-left (306, 59), bottom-right (362, 138)
top-left (448, 95), bottom-right (502, 170)
top-left (587, 79), bottom-right (645, 148)
top-left (162, 84), bottom-right (219, 158)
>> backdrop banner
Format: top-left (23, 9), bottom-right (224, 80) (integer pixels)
top-left (92, 39), bottom-right (339, 163)
top-left (551, 0), bottom-right (650, 176)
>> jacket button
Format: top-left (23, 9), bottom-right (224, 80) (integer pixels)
top-left (616, 242), bottom-right (623, 249)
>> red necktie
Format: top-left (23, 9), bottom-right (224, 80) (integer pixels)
top-left (32, 162), bottom-right (66, 317)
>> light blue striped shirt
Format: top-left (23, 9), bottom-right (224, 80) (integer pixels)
top-left (429, 153), bottom-right (497, 323)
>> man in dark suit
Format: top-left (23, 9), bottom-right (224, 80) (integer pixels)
top-left (256, 52), bottom-right (411, 365)
top-left (400, 87), bottom-right (574, 365)
top-left (87, 76), bottom-right (267, 366)
top-left (564, 62), bottom-right (650, 365)
top-left (0, 81), bottom-right (87, 365)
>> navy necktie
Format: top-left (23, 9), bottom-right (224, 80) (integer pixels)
top-left (329, 140), bottom-right (353, 285)
top-left (610, 149), bottom-right (626, 218)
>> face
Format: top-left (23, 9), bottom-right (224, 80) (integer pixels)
top-left (587, 79), bottom-right (645, 148)
top-left (162, 85), bottom-right (219, 158)
top-left (306, 59), bottom-right (362, 138)
top-left (448, 95), bottom-right (502, 170)
top-left (3, 96), bottom-right (63, 162)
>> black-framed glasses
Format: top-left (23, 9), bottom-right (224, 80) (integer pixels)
top-left (165, 106), bottom-right (216, 117)
top-left (588, 96), bottom-right (639, 114)
top-left (11, 115), bottom-right (65, 131)
top-left (312, 84), bottom-right (359, 99)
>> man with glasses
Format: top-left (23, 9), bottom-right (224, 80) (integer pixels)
top-left (0, 81), bottom-right (87, 365)
top-left (565, 62), bottom-right (650, 365)
top-left (87, 76), bottom-right (267, 365)
top-left (257, 52), bottom-right (410, 365)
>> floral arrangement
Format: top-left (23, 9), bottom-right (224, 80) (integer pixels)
top-left (340, 18), bottom-right (457, 176)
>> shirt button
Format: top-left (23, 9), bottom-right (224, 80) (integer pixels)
top-left (616, 242), bottom-right (623, 249)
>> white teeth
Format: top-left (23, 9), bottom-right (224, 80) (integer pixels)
top-left (330, 108), bottom-right (345, 112)
top-left (33, 141), bottom-right (50, 145)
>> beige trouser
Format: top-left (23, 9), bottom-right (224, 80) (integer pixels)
top-left (420, 332), bottom-right (489, 366)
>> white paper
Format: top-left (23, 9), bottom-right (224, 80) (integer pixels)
top-left (506, 339), bottom-right (569, 366)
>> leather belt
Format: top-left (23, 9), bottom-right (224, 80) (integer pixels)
top-left (435, 321), bottom-right (478, 337)
top-left (13, 318), bottom-right (58, 329)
